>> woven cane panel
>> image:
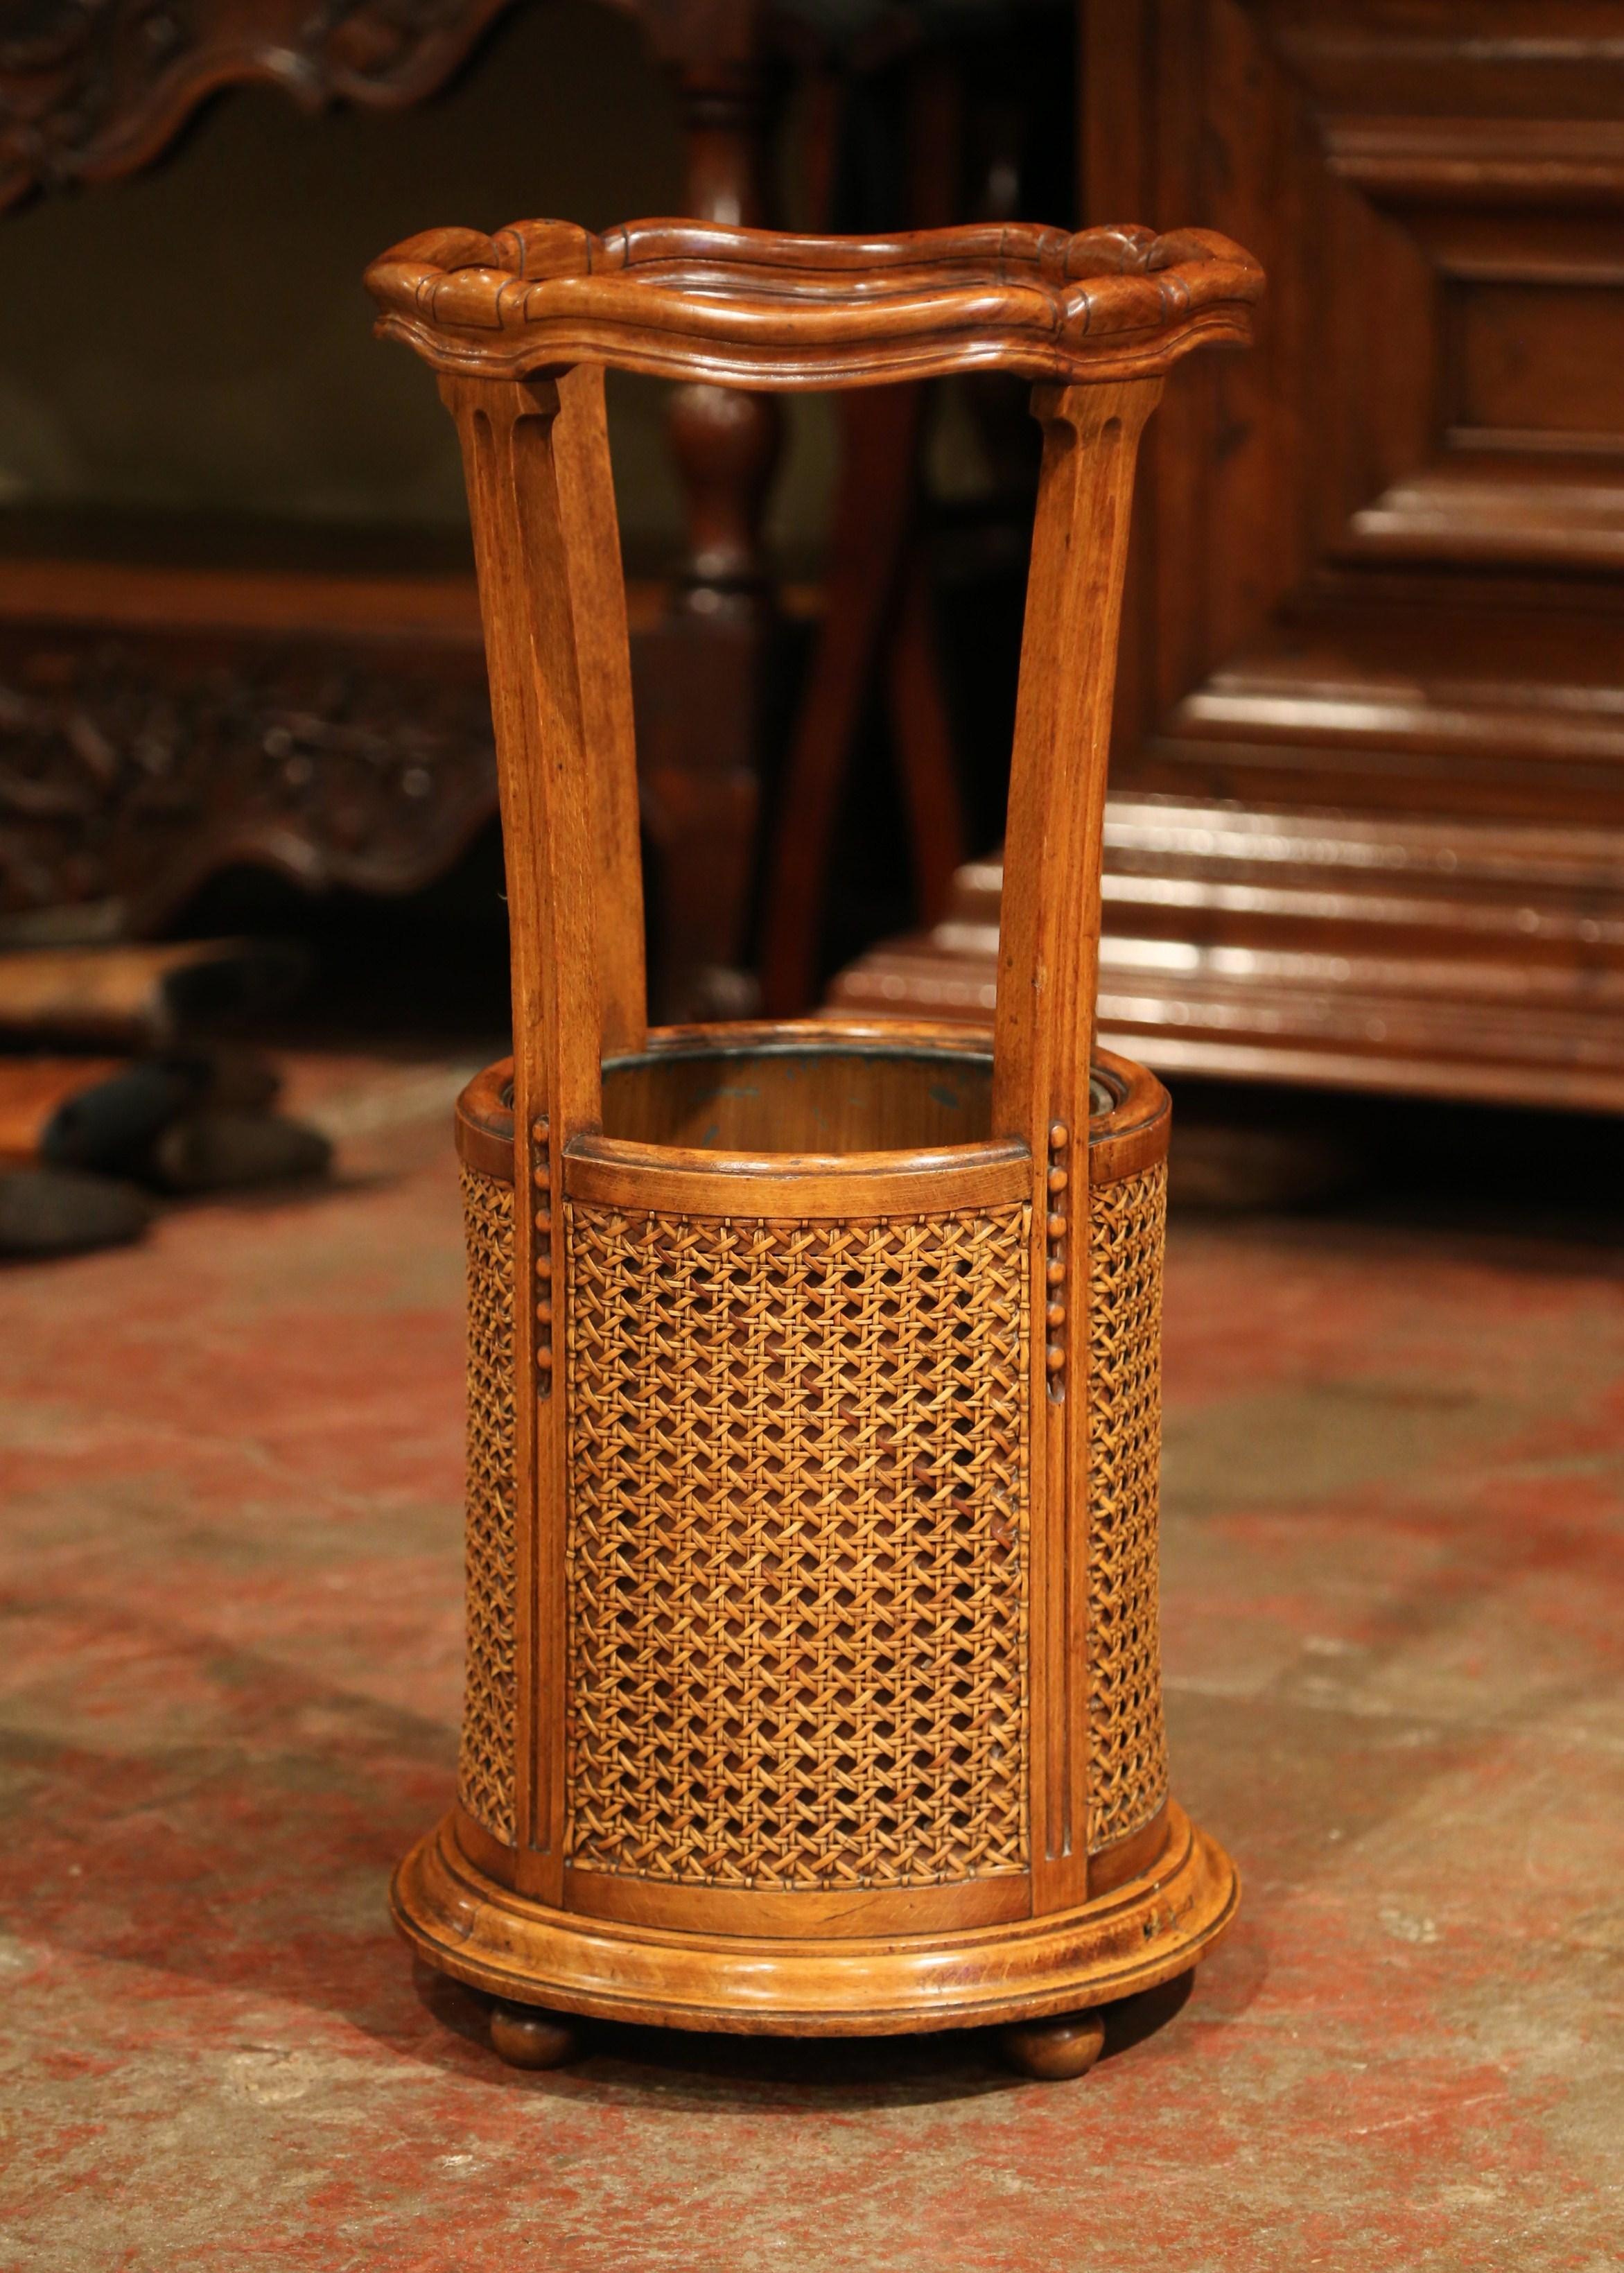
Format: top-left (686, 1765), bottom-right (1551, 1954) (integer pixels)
top-left (458, 1166), bottom-right (518, 1845)
top-left (1086, 1159), bottom-right (1170, 1852)
top-left (564, 1203), bottom-right (1031, 1889)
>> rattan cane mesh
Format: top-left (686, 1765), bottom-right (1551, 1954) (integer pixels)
top-left (455, 1144), bottom-right (1169, 1874)
top-left (562, 1202), bottom-right (1031, 1889)
top-left (458, 1166), bottom-right (518, 1845)
top-left (1085, 1158), bottom-right (1169, 1852)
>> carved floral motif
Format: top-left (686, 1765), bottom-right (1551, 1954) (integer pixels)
top-left (0, 623), bottom-right (497, 927)
top-left (0, 0), bottom-right (522, 205)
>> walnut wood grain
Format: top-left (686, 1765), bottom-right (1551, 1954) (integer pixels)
top-left (999, 2010), bottom-right (1107, 2082)
top-left (992, 378), bottom-right (1162, 1911)
top-left (366, 218), bottom-right (1261, 390)
top-left (442, 369), bottom-right (621, 1888)
top-left (487, 2001), bottom-right (579, 2069)
top-left (393, 1801), bottom-right (1238, 2035)
top-left (560, 1864), bottom-right (1032, 1940)
top-left (453, 1036), bottom-right (1168, 1190)
top-left (453, 1057), bottom-right (516, 1182)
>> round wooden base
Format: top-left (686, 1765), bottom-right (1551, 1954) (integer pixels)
top-left (394, 1801), bottom-right (1238, 2040)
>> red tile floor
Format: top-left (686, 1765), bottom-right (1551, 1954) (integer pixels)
top-left (1, 1054), bottom-right (1621, 2270)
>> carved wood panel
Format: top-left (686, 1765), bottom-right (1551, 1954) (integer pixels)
top-left (0, 561), bottom-right (498, 930)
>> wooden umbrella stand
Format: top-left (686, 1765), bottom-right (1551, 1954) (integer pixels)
top-left (365, 215), bottom-right (1261, 2079)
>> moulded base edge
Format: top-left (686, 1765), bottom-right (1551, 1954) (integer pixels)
top-left (390, 1800), bottom-right (1239, 2036)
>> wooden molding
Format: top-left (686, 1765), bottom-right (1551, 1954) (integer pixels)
top-left (393, 1801), bottom-right (1238, 2035)
top-left (453, 1035), bottom-right (1171, 1186)
top-left (832, 791), bottom-right (1624, 1111)
top-left (366, 218), bottom-right (1261, 390)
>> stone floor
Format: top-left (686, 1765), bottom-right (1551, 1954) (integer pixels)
top-left (1, 1053), bottom-right (1620, 2272)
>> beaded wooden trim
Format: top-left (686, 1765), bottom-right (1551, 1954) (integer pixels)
top-left (1085, 1159), bottom-right (1170, 1853)
top-left (457, 1166), bottom-right (518, 1846)
top-left (561, 1202), bottom-right (1031, 1890)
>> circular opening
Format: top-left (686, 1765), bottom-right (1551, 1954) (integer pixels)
top-left (482, 1042), bottom-right (1122, 1158)
top-left (599, 1040), bottom-right (1002, 1156)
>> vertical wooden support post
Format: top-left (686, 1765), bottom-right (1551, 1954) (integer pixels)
top-left (442, 364), bottom-right (645, 1899)
top-left (549, 367), bottom-right (647, 1061)
top-left (991, 378), bottom-right (1162, 1913)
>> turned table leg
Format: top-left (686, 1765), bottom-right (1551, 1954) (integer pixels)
top-left (638, 41), bottom-right (783, 1022)
top-left (487, 2000), bottom-right (582, 2071)
top-left (998, 2009), bottom-right (1108, 2081)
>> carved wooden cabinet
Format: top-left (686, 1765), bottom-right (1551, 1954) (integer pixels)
top-left (835, 1), bottom-right (1624, 1112)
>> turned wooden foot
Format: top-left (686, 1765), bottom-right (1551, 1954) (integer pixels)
top-left (999, 2009), bottom-right (1108, 2081)
top-left (487, 2000), bottom-right (581, 2070)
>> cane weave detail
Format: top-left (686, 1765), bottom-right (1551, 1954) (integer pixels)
top-left (458, 1166), bottom-right (518, 1845)
top-left (1085, 1159), bottom-right (1169, 1852)
top-left (562, 1202), bottom-right (1031, 1889)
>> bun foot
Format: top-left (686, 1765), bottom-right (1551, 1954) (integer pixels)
top-left (999, 2009), bottom-right (1107, 2081)
top-left (487, 2001), bottom-right (581, 2070)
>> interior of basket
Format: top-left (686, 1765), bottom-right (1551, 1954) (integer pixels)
top-left (595, 1038), bottom-right (1115, 1156)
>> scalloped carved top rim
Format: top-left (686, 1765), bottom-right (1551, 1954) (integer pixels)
top-left (365, 217), bottom-right (1264, 389)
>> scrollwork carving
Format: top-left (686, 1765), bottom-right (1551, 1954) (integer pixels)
top-left (0, 620), bottom-right (498, 928)
top-left (0, 0), bottom-right (522, 206)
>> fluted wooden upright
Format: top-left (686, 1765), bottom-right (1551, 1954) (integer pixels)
top-left (366, 215), bottom-right (1261, 2076)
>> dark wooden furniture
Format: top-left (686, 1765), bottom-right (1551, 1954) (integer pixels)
top-left (366, 211), bottom-right (1257, 2070)
top-left (0, 0), bottom-right (791, 1015)
top-left (0, 530), bottom-right (496, 932)
top-left (835, 0), bottom-right (1624, 1113)
top-left (753, 54), bottom-right (972, 1018)
top-left (0, 1), bottom-right (529, 939)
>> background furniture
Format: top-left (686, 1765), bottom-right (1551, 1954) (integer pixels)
top-left (371, 212), bottom-right (1257, 2071)
top-left (0, 0), bottom-right (790, 1015)
top-left (835, 0), bottom-right (1624, 1113)
top-left (20, 1), bottom-right (1617, 1111)
top-left (1, 0), bottom-right (1079, 1022)
top-left (0, 0), bottom-right (1069, 1027)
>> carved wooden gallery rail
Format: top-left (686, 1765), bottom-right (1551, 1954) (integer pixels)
top-left (364, 211), bottom-right (1261, 2074)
